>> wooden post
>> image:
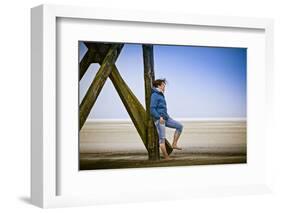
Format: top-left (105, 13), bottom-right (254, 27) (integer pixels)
top-left (79, 44), bottom-right (123, 130)
top-left (143, 45), bottom-right (160, 160)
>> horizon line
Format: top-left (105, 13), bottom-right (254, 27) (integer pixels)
top-left (86, 117), bottom-right (247, 122)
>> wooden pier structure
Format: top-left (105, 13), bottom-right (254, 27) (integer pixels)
top-left (79, 42), bottom-right (174, 160)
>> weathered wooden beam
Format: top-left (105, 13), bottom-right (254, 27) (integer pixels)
top-left (79, 49), bottom-right (96, 81)
top-left (143, 45), bottom-right (160, 160)
top-left (80, 42), bottom-right (112, 81)
top-left (79, 44), bottom-right (124, 130)
top-left (143, 45), bottom-right (155, 116)
top-left (108, 66), bottom-right (148, 149)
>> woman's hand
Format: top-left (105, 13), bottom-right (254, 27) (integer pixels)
top-left (160, 117), bottom-right (165, 124)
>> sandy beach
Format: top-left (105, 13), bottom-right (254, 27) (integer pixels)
top-left (79, 118), bottom-right (246, 170)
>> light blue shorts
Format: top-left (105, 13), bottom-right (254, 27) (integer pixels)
top-left (154, 117), bottom-right (183, 144)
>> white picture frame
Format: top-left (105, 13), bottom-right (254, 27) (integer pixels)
top-left (31, 4), bottom-right (274, 208)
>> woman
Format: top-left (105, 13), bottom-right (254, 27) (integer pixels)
top-left (150, 78), bottom-right (184, 160)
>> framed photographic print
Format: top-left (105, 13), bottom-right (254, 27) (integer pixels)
top-left (31, 4), bottom-right (274, 208)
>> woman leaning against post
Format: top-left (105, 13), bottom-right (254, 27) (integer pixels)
top-left (150, 78), bottom-right (184, 160)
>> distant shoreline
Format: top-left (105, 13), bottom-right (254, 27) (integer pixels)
top-left (86, 117), bottom-right (247, 123)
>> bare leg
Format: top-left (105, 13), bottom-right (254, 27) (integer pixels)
top-left (160, 143), bottom-right (171, 160)
top-left (172, 131), bottom-right (182, 150)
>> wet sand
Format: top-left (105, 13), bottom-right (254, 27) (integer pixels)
top-left (79, 150), bottom-right (246, 170)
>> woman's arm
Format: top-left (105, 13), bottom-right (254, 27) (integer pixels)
top-left (150, 93), bottom-right (161, 120)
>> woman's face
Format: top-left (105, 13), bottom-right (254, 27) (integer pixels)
top-left (159, 83), bottom-right (166, 92)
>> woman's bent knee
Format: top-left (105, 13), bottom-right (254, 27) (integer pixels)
top-left (159, 138), bottom-right (165, 144)
top-left (177, 123), bottom-right (183, 133)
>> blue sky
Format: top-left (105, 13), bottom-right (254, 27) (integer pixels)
top-left (79, 42), bottom-right (247, 119)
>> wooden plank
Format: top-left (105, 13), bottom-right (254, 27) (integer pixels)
top-left (79, 44), bottom-right (123, 130)
top-left (142, 45), bottom-right (160, 160)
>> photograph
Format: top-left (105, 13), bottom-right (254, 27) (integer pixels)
top-left (24, 1), bottom-right (278, 209)
top-left (78, 41), bottom-right (247, 170)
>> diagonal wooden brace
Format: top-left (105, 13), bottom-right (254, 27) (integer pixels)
top-left (108, 66), bottom-right (148, 149)
top-left (79, 49), bottom-right (94, 80)
top-left (79, 44), bottom-right (124, 130)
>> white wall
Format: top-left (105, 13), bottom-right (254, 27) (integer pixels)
top-left (1, 0), bottom-right (281, 212)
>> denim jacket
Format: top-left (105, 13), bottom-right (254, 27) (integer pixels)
top-left (150, 87), bottom-right (170, 121)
